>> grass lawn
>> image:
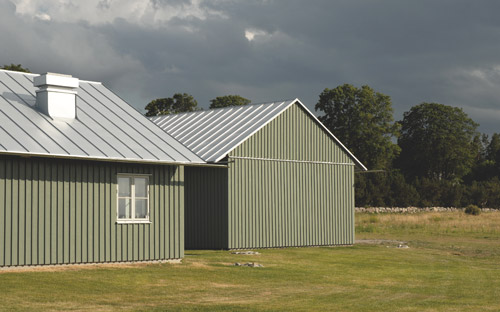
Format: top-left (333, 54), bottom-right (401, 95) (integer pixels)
top-left (1, 211), bottom-right (499, 311)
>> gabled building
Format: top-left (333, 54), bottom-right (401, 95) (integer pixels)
top-left (0, 70), bottom-right (204, 267)
top-left (151, 99), bottom-right (366, 249)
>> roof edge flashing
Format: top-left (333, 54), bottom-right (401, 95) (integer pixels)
top-left (0, 150), bottom-right (215, 166)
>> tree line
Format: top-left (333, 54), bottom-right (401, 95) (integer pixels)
top-left (316, 84), bottom-right (500, 208)
top-left (144, 93), bottom-right (250, 116)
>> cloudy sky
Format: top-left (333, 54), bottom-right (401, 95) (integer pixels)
top-left (2, 0), bottom-right (500, 134)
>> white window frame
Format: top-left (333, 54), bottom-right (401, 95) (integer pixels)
top-left (116, 174), bottom-right (151, 224)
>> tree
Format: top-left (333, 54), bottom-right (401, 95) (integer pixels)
top-left (2, 63), bottom-right (30, 73)
top-left (414, 177), bottom-right (464, 207)
top-left (355, 173), bottom-right (391, 207)
top-left (315, 84), bottom-right (400, 170)
top-left (209, 95), bottom-right (251, 109)
top-left (386, 170), bottom-right (420, 207)
top-left (396, 102), bottom-right (479, 182)
top-left (486, 133), bottom-right (500, 162)
top-left (463, 177), bottom-right (500, 208)
top-left (145, 93), bottom-right (199, 116)
top-left (465, 133), bottom-right (498, 183)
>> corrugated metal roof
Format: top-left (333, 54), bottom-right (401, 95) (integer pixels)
top-left (150, 99), bottom-right (367, 170)
top-left (0, 69), bottom-right (204, 164)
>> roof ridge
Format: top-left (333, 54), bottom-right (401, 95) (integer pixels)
top-left (0, 69), bottom-right (102, 84)
top-left (0, 68), bottom-right (38, 76)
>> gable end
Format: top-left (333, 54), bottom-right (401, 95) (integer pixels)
top-left (229, 102), bottom-right (363, 168)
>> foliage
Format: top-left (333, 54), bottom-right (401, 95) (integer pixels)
top-left (464, 204), bottom-right (481, 215)
top-left (355, 174), bottom-right (390, 207)
top-left (486, 133), bottom-right (500, 162)
top-left (386, 170), bottom-right (420, 207)
top-left (1, 63), bottom-right (30, 73)
top-left (413, 178), bottom-right (465, 207)
top-left (315, 84), bottom-right (400, 170)
top-left (396, 102), bottom-right (479, 181)
top-left (145, 93), bottom-right (199, 116)
top-left (465, 133), bottom-right (500, 183)
top-left (355, 170), bottom-right (420, 207)
top-left (357, 168), bottom-right (500, 209)
top-left (209, 95), bottom-right (251, 109)
top-left (463, 178), bottom-right (500, 208)
top-left (466, 159), bottom-right (497, 183)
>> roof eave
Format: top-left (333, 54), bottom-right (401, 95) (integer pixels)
top-left (0, 151), bottom-right (223, 167)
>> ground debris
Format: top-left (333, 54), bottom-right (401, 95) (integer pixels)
top-left (231, 251), bottom-right (260, 255)
top-left (233, 262), bottom-right (263, 267)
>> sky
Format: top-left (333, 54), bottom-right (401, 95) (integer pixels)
top-left (2, 0), bottom-right (500, 134)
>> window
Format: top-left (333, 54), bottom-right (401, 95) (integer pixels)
top-left (117, 174), bottom-right (150, 223)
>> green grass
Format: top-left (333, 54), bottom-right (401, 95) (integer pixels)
top-left (1, 211), bottom-right (499, 311)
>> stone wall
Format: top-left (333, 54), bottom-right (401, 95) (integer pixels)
top-left (355, 207), bottom-right (498, 214)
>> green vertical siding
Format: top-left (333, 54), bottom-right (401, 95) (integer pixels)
top-left (0, 155), bottom-right (184, 267)
top-left (227, 159), bottom-right (354, 248)
top-left (231, 104), bottom-right (352, 163)
top-left (185, 167), bottom-right (228, 249)
top-left (227, 103), bottom-right (356, 249)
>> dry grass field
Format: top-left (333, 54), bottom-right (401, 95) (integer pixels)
top-left (0, 211), bottom-right (499, 311)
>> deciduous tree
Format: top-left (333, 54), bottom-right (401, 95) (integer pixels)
top-left (145, 93), bottom-right (199, 116)
top-left (486, 133), bottom-right (500, 162)
top-left (315, 84), bottom-right (400, 170)
top-left (2, 63), bottom-right (30, 73)
top-left (396, 102), bottom-right (478, 181)
top-left (209, 95), bottom-right (251, 109)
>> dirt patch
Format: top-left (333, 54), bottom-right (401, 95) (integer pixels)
top-left (0, 259), bottom-right (181, 274)
top-left (189, 262), bottom-right (214, 270)
top-left (210, 282), bottom-right (242, 288)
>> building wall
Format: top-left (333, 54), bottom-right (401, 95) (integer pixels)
top-left (0, 155), bottom-right (184, 267)
top-left (231, 103), bottom-right (353, 163)
top-left (227, 103), bottom-right (356, 248)
top-left (185, 166), bottom-right (228, 249)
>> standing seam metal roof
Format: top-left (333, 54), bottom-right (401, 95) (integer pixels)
top-left (150, 99), bottom-right (367, 170)
top-left (0, 69), bottom-right (204, 164)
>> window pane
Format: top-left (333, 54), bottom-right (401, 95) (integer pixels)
top-left (118, 177), bottom-right (131, 197)
top-left (135, 177), bottom-right (148, 197)
top-left (118, 198), bottom-right (131, 219)
top-left (135, 199), bottom-right (148, 219)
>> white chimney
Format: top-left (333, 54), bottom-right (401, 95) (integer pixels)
top-left (34, 73), bottom-right (79, 119)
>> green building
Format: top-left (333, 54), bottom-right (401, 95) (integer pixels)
top-left (151, 99), bottom-right (367, 249)
top-left (0, 70), bottom-right (204, 267)
top-left (1, 70), bottom-right (366, 267)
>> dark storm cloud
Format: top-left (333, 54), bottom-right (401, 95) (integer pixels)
top-left (200, 1), bottom-right (500, 124)
top-left (2, 0), bottom-right (500, 133)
